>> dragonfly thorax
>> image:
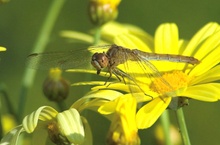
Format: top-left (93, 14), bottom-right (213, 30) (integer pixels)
top-left (91, 52), bottom-right (109, 74)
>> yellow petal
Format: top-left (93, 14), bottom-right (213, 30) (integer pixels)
top-left (193, 30), bottom-right (220, 60)
top-left (189, 44), bottom-right (220, 76)
top-left (181, 83), bottom-right (220, 102)
top-left (71, 81), bottom-right (107, 87)
top-left (101, 21), bottom-right (153, 46)
top-left (98, 101), bottom-right (116, 114)
top-left (155, 23), bottom-right (179, 54)
top-left (123, 24), bottom-right (154, 48)
top-left (190, 65), bottom-right (220, 85)
top-left (66, 69), bottom-right (118, 80)
top-left (122, 92), bottom-right (158, 103)
top-left (91, 82), bottom-right (137, 93)
top-left (57, 108), bottom-right (85, 144)
top-left (101, 21), bottom-right (129, 42)
top-left (114, 33), bottom-right (152, 52)
top-left (71, 90), bottom-right (123, 111)
top-left (60, 30), bottom-right (107, 44)
top-left (136, 97), bottom-right (171, 129)
top-left (153, 23), bottom-right (186, 71)
top-left (22, 106), bottom-right (58, 133)
top-left (183, 22), bottom-right (220, 56)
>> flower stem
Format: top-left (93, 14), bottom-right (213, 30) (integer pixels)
top-left (93, 26), bottom-right (101, 45)
top-left (57, 101), bottom-right (67, 111)
top-left (160, 110), bottom-right (172, 145)
top-left (17, 0), bottom-right (66, 122)
top-left (176, 108), bottom-right (191, 145)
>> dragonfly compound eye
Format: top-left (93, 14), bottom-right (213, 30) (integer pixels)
top-left (91, 52), bottom-right (109, 70)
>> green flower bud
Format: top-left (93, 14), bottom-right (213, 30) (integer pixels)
top-left (88, 0), bottom-right (121, 26)
top-left (43, 68), bottom-right (70, 102)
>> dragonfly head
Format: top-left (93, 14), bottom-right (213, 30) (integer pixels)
top-left (91, 52), bottom-right (109, 74)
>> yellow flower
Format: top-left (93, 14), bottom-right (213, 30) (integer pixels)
top-left (61, 21), bottom-right (220, 142)
top-left (82, 22), bottom-right (220, 129)
top-left (134, 22), bottom-right (220, 129)
top-left (0, 106), bottom-right (92, 145)
top-left (99, 95), bottom-right (140, 145)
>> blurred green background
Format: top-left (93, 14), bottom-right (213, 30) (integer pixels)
top-left (0, 0), bottom-right (220, 144)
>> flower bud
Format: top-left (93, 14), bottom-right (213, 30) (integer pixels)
top-left (43, 68), bottom-right (70, 102)
top-left (88, 0), bottom-right (121, 26)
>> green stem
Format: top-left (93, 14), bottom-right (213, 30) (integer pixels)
top-left (18, 0), bottom-right (66, 122)
top-left (0, 93), bottom-right (3, 139)
top-left (160, 110), bottom-right (172, 145)
top-left (93, 26), bottom-right (101, 45)
top-left (57, 101), bottom-right (67, 111)
top-left (176, 108), bottom-right (191, 145)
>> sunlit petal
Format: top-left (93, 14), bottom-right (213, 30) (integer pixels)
top-left (190, 65), bottom-right (220, 85)
top-left (183, 22), bottom-right (220, 56)
top-left (22, 106), bottom-right (58, 133)
top-left (181, 83), bottom-right (220, 101)
top-left (136, 97), bottom-right (171, 129)
top-left (71, 90), bottom-right (123, 112)
top-left (60, 30), bottom-right (103, 44)
top-left (101, 21), bottom-right (129, 42)
top-left (155, 23), bottom-right (179, 54)
top-left (114, 33), bottom-right (152, 52)
top-left (189, 44), bottom-right (220, 76)
top-left (98, 101), bottom-right (116, 114)
top-left (57, 108), bottom-right (85, 144)
top-left (107, 96), bottom-right (140, 145)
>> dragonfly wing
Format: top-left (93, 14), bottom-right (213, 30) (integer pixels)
top-left (26, 49), bottom-right (92, 70)
top-left (26, 45), bottom-right (111, 70)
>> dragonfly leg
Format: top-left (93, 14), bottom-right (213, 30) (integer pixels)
top-left (113, 68), bottom-right (128, 85)
top-left (104, 69), bottom-right (114, 85)
top-left (147, 94), bottom-right (153, 100)
top-left (113, 71), bottom-right (128, 85)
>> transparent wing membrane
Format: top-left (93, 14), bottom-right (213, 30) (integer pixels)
top-left (26, 46), bottom-right (110, 70)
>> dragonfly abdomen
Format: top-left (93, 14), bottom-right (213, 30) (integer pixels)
top-left (133, 49), bottom-right (200, 65)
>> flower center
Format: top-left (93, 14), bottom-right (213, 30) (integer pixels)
top-left (150, 71), bottom-right (190, 94)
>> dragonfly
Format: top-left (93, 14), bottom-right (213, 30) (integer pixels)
top-left (91, 44), bottom-right (199, 81)
top-left (27, 44), bottom-right (199, 98)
